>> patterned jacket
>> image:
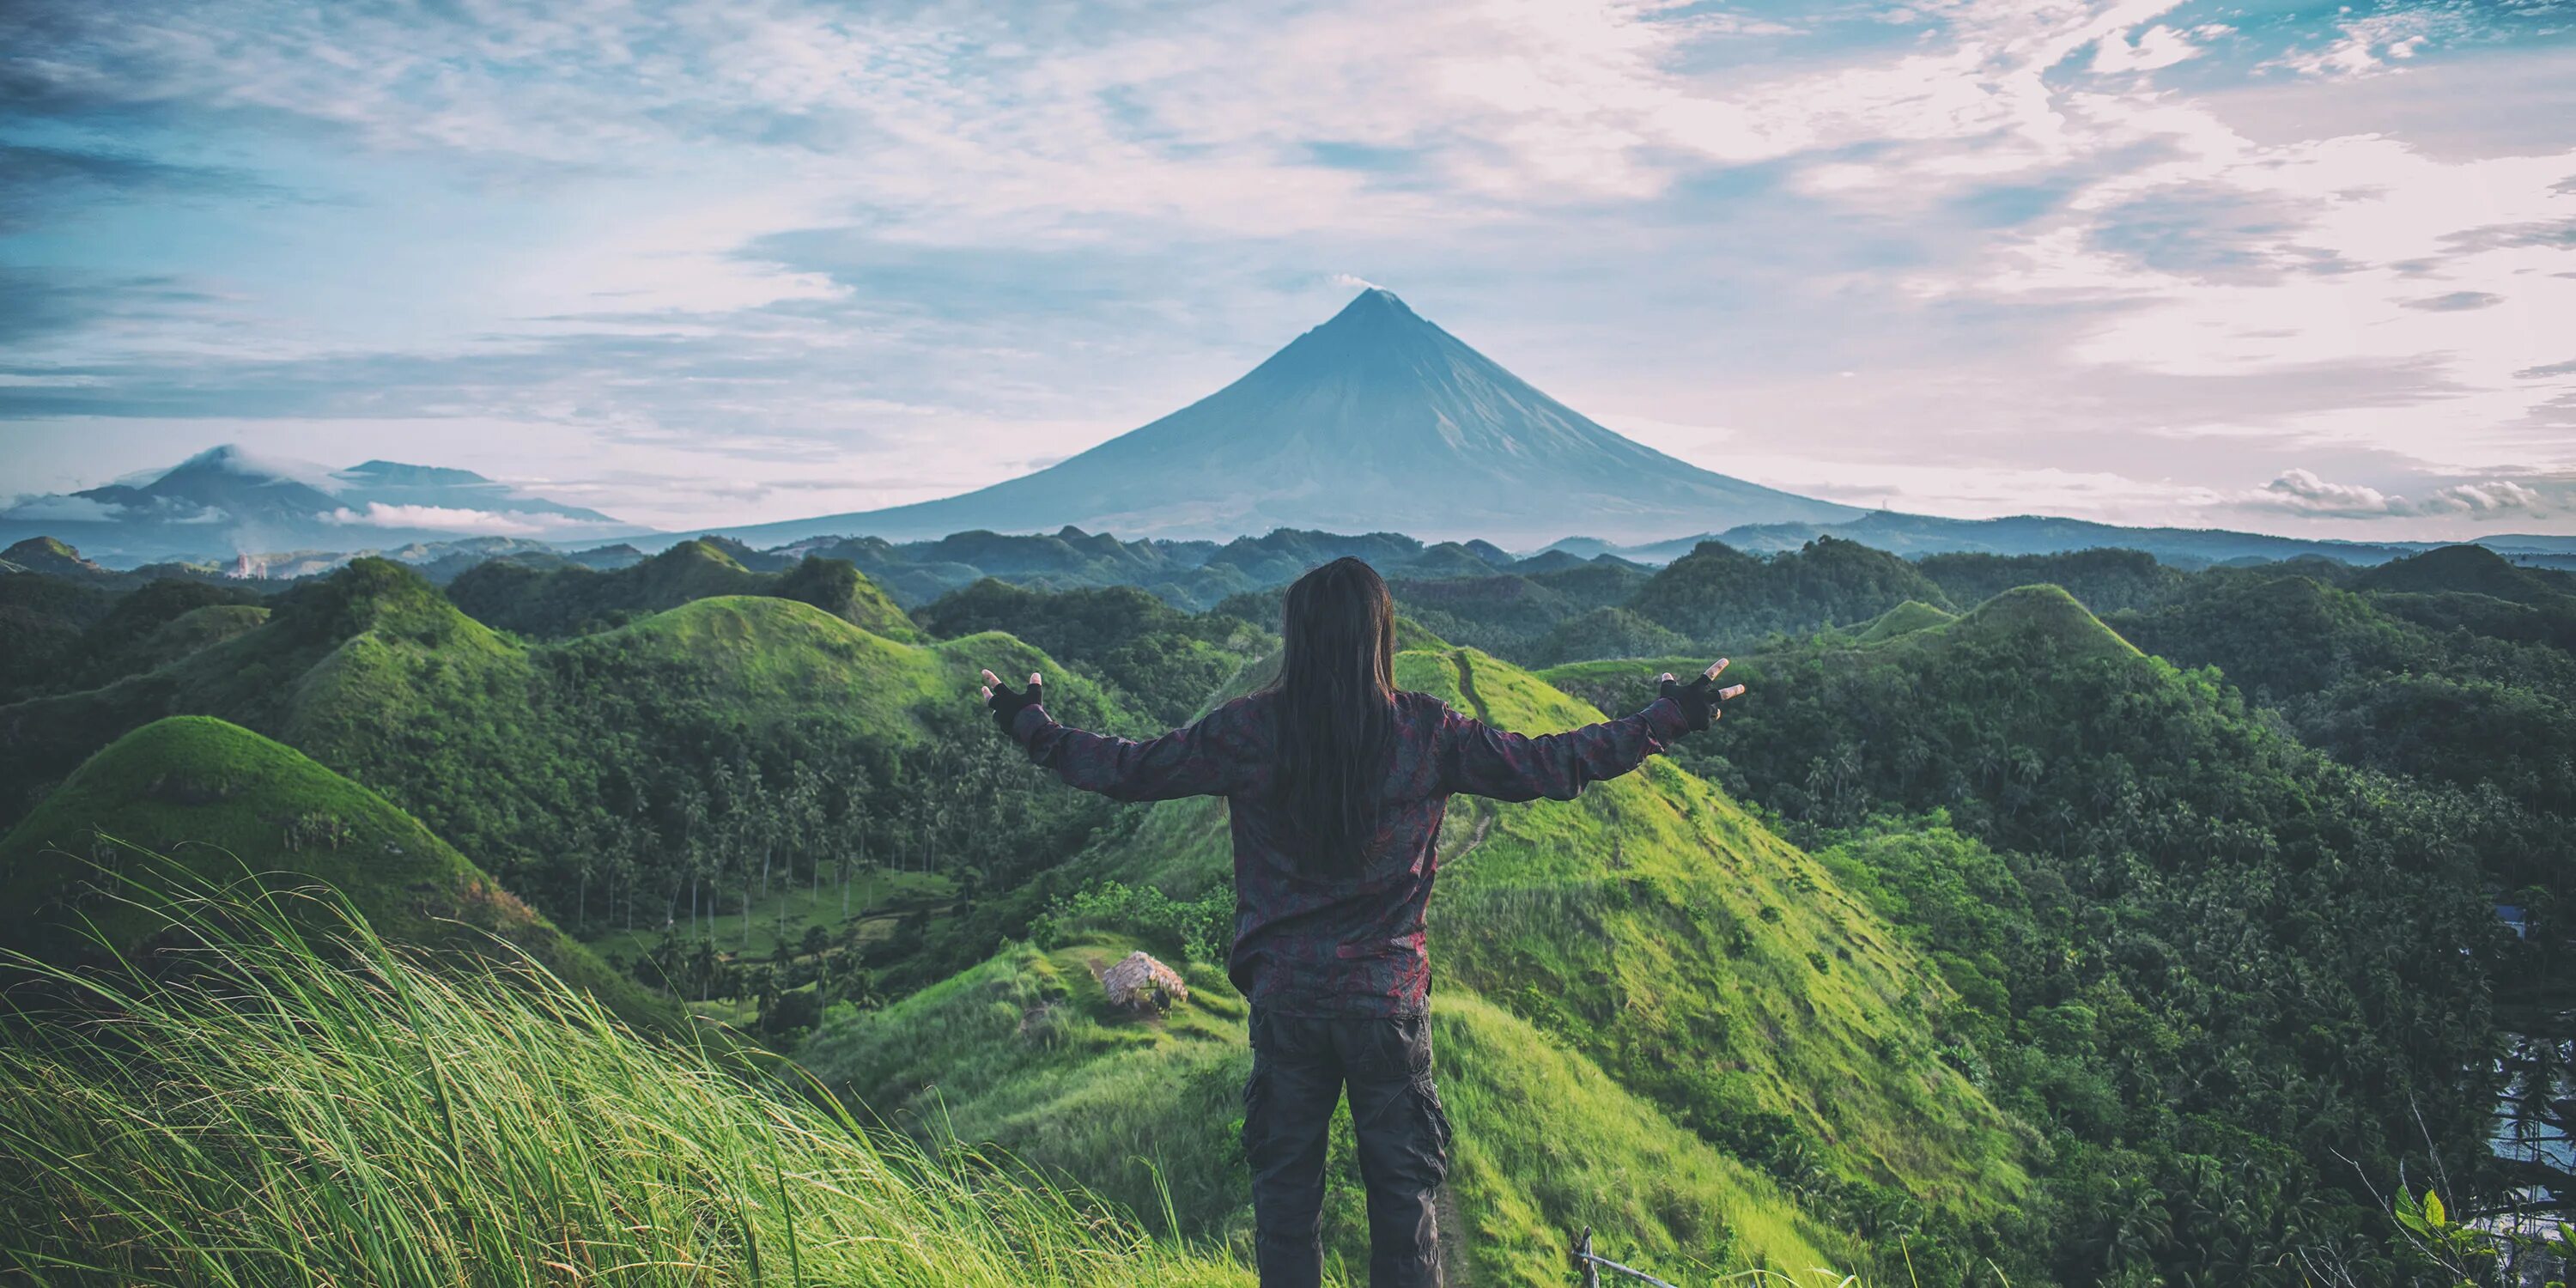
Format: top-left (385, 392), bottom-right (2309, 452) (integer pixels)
top-left (1008, 688), bottom-right (1692, 1017)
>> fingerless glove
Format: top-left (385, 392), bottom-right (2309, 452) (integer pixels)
top-left (987, 675), bottom-right (1043, 737)
top-left (1658, 673), bottom-right (1721, 732)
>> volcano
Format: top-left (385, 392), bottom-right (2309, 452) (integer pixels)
top-left (698, 289), bottom-right (1856, 549)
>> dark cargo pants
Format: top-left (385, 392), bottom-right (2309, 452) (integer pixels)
top-left (1242, 1005), bottom-right (1452, 1288)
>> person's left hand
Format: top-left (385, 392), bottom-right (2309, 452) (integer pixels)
top-left (980, 668), bottom-right (1043, 735)
top-left (1655, 658), bottom-right (1746, 732)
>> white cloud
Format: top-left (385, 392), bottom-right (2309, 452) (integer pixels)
top-left (2093, 24), bottom-right (2210, 75)
top-left (1, 494), bottom-right (127, 522)
top-left (1893, 52), bottom-right (2576, 472)
top-left (2244, 468), bottom-right (2548, 519)
top-left (178, 444), bottom-right (344, 492)
top-left (2274, 10), bottom-right (2464, 79)
top-left (2248, 468), bottom-right (2406, 517)
top-left (2422, 478), bottom-right (2545, 516)
top-left (321, 502), bottom-right (593, 535)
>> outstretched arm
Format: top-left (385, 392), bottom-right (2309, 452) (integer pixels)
top-left (1440, 659), bottom-right (1742, 802)
top-left (979, 668), bottom-right (1242, 802)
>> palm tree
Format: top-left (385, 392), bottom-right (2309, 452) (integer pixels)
top-left (845, 776), bottom-right (872, 917)
top-left (676, 787), bottom-right (709, 933)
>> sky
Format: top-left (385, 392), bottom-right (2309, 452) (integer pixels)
top-left (3, 0), bottom-right (2573, 543)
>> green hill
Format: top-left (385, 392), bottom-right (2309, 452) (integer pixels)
top-left (1935, 583), bottom-right (2144, 661)
top-left (1625, 536), bottom-right (1954, 647)
top-left (916, 580), bottom-right (1273, 725)
top-left (1852, 598), bottom-right (1956, 644)
top-left (0, 716), bottom-right (676, 1031)
top-left (1544, 584), bottom-right (2510, 1286)
top-left (809, 643), bottom-right (2032, 1284)
top-left (2109, 568), bottom-right (2576, 827)
top-left (1522, 605), bottom-right (1692, 665)
top-left (0, 535), bottom-right (120, 583)
top-left (129, 601), bottom-right (270, 665)
top-left (0, 559), bottom-right (1138, 939)
top-left (1520, 555), bottom-right (1654, 609)
top-left (2353, 543), bottom-right (2573, 605)
top-left (447, 538), bottom-right (921, 640)
top-left (2334, 544), bottom-right (2576, 657)
top-left (0, 563), bottom-right (266, 703)
top-left (1914, 547), bottom-right (2187, 617)
top-left (2, 868), bottom-right (1255, 1287)
top-left (1394, 648), bottom-right (2025, 1214)
top-left (1401, 542), bottom-right (1507, 580)
top-left (1382, 574), bottom-right (1581, 656)
top-left (803, 934), bottom-right (1858, 1285)
top-left (1, 572), bottom-right (107, 702)
top-left (794, 526), bottom-right (1535, 614)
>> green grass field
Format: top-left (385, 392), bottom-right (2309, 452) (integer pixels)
top-left (583, 866), bottom-right (957, 968)
top-left (1851, 599), bottom-right (1956, 644)
top-left (0, 714), bottom-right (677, 1034)
top-left (0, 868), bottom-right (1257, 1288)
top-left (801, 933), bottom-right (1864, 1286)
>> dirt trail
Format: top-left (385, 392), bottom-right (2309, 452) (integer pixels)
top-left (1450, 648), bottom-right (1491, 723)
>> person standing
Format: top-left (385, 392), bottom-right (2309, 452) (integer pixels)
top-left (979, 556), bottom-right (1739, 1288)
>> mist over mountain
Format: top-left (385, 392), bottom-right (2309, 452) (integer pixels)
top-left (679, 289), bottom-right (1860, 550)
top-left (0, 446), bottom-right (641, 561)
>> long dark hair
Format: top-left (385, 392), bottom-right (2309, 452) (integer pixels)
top-left (1265, 557), bottom-right (1397, 872)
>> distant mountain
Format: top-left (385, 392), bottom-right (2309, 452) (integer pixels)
top-left (671, 289), bottom-right (1861, 549)
top-left (2352, 542), bottom-right (2576, 605)
top-left (1556, 510), bottom-right (2576, 569)
top-left (0, 445), bottom-right (644, 563)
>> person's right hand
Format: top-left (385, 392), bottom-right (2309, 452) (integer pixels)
top-left (980, 668), bottom-right (1043, 736)
top-left (1656, 659), bottom-right (1746, 732)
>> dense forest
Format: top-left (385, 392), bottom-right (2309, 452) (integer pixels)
top-left (3, 527), bottom-right (2568, 1285)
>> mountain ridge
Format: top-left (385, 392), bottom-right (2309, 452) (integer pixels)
top-left (1573, 509), bottom-right (2576, 568)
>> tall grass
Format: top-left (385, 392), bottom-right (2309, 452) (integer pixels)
top-left (0, 854), bottom-right (1251, 1287)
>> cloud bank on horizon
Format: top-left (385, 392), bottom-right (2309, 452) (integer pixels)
top-left (1, 0), bottom-right (2571, 541)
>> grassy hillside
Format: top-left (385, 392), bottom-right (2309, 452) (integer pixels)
top-left (0, 534), bottom-right (120, 583)
top-left (0, 715), bottom-right (675, 1032)
top-left (803, 934), bottom-right (1862, 1285)
top-left (916, 579), bottom-right (1273, 725)
top-left (1623, 537), bottom-right (1954, 648)
top-left (1396, 648), bottom-right (2026, 1216)
top-left (1522, 605), bottom-right (1692, 665)
top-left (0, 559), bottom-right (1139, 952)
top-left (447, 537), bottom-right (921, 639)
top-left (2353, 542), bottom-right (2574, 605)
top-left (841, 643), bottom-right (2034, 1283)
top-left (0, 572), bottom-right (102, 701)
top-left (2, 871), bottom-right (1255, 1287)
top-left (0, 568), bottom-right (266, 703)
top-left (1541, 585), bottom-right (2513, 1285)
top-left (2110, 569), bottom-right (2576, 824)
top-left (1914, 548), bottom-right (2188, 617)
top-left (1852, 599), bottom-right (1955, 644)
